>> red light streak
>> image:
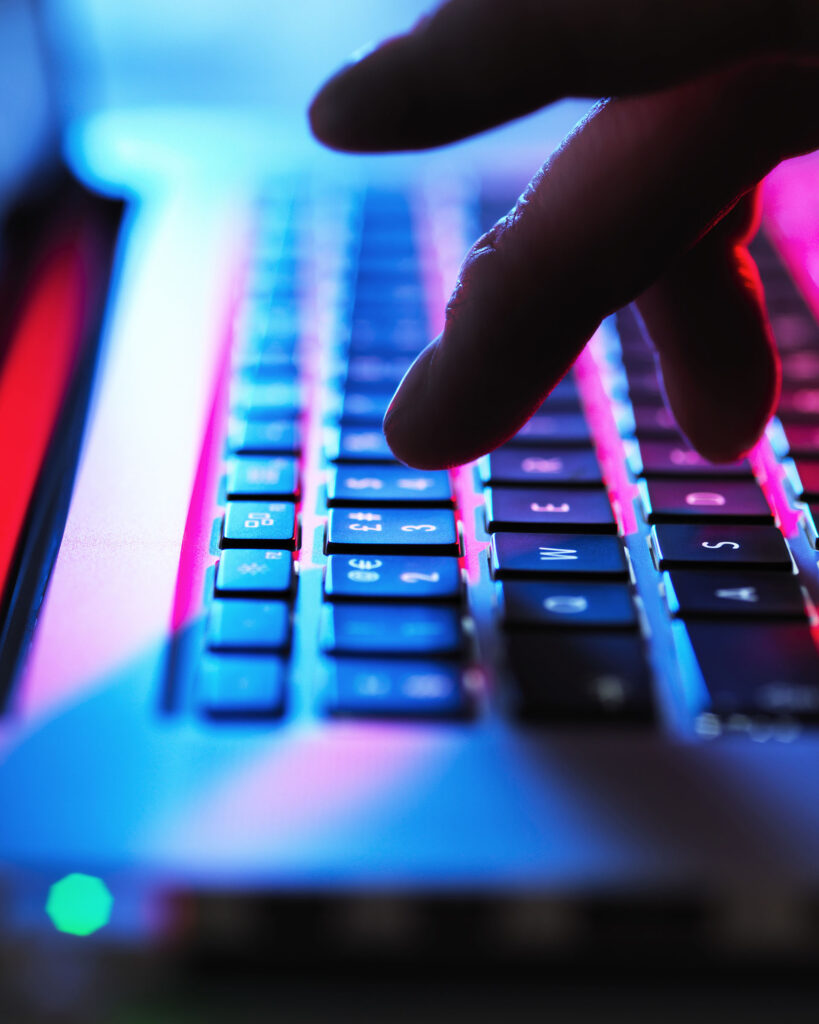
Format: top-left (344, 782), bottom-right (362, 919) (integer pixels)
top-left (0, 237), bottom-right (87, 608)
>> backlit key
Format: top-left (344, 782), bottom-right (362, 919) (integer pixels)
top-left (346, 355), bottom-right (412, 389)
top-left (208, 599), bottom-right (291, 650)
top-left (326, 507), bottom-right (460, 555)
top-left (339, 389), bottom-right (393, 424)
top-left (199, 655), bottom-right (285, 718)
top-left (787, 457), bottom-right (819, 501)
top-left (226, 456), bottom-right (299, 499)
top-left (320, 604), bottom-right (463, 656)
top-left (222, 501), bottom-right (298, 549)
top-left (231, 381), bottom-right (300, 418)
top-left (327, 659), bottom-right (471, 718)
top-left (229, 419), bottom-right (300, 455)
top-left (506, 631), bottom-right (653, 722)
top-left (491, 532), bottom-right (628, 578)
top-left (325, 555), bottom-right (461, 601)
top-left (631, 441), bottom-right (752, 478)
top-left (663, 570), bottom-right (806, 620)
top-left (686, 622), bottom-right (819, 720)
top-left (777, 422), bottom-right (819, 456)
top-left (485, 488), bottom-right (617, 533)
top-left (650, 524), bottom-right (792, 570)
top-left (499, 580), bottom-right (637, 628)
top-left (507, 413), bottom-right (592, 447)
top-left (327, 465), bottom-right (453, 506)
top-left (631, 404), bottom-right (684, 440)
top-left (328, 426), bottom-right (396, 462)
top-left (215, 549), bottom-right (294, 596)
top-left (479, 449), bottom-right (602, 486)
top-left (640, 478), bottom-right (772, 523)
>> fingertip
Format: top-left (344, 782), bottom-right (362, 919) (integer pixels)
top-left (307, 37), bottom-right (415, 153)
top-left (383, 344), bottom-right (452, 470)
top-left (658, 333), bottom-right (779, 464)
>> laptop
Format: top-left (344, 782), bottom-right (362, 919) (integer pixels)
top-left (3, 0), bottom-right (819, 1016)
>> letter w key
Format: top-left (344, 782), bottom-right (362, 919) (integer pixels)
top-left (491, 533), bottom-right (629, 578)
top-left (539, 547), bottom-right (578, 561)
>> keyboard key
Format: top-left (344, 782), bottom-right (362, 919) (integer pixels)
top-left (803, 504), bottom-right (819, 548)
top-left (328, 426), bottom-right (396, 462)
top-left (320, 604), bottom-right (464, 656)
top-left (631, 441), bottom-right (752, 478)
top-left (507, 413), bottom-right (592, 447)
top-left (346, 355), bottom-right (412, 389)
top-left (505, 631), bottom-right (653, 722)
top-left (229, 419), bottom-right (300, 455)
top-left (326, 508), bottom-right (459, 555)
top-left (485, 487), bottom-right (617, 533)
top-left (770, 311), bottom-right (819, 351)
top-left (478, 449), bottom-right (602, 486)
top-left (787, 457), bottom-right (819, 501)
top-left (534, 378), bottom-right (582, 411)
top-left (325, 555), bottom-right (461, 601)
top-left (640, 478), bottom-right (772, 523)
top-left (664, 570), bottom-right (806, 620)
top-left (631, 404), bottom-right (683, 440)
top-left (234, 350), bottom-right (298, 378)
top-left (231, 381), bottom-right (300, 418)
top-left (349, 318), bottom-right (426, 355)
top-left (339, 389), bottom-right (392, 424)
top-left (686, 622), bottom-right (819, 719)
top-left (222, 502), bottom-right (298, 550)
top-left (215, 549), bottom-right (294, 596)
top-left (327, 659), bottom-right (471, 718)
top-left (626, 371), bottom-right (663, 402)
top-left (208, 599), bottom-right (291, 650)
top-left (650, 523), bottom-right (792, 570)
top-left (777, 422), bottom-right (819, 456)
top-left (782, 350), bottom-right (819, 384)
top-left (778, 388), bottom-right (819, 418)
top-left (490, 532), bottom-right (628, 578)
top-left (499, 580), bottom-right (637, 628)
top-left (226, 457), bottom-right (299, 499)
top-left (199, 655), bottom-right (285, 718)
top-left (327, 465), bottom-right (453, 506)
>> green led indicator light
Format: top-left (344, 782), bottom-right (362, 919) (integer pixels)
top-left (46, 873), bottom-right (113, 937)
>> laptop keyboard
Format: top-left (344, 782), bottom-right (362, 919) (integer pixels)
top-left (196, 183), bottom-right (819, 734)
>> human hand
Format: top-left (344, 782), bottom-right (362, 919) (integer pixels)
top-left (309, 0), bottom-right (819, 468)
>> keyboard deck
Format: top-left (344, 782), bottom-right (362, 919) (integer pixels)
top-left (183, 182), bottom-right (819, 738)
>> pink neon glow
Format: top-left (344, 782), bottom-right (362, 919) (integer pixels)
top-left (296, 204), bottom-right (339, 571)
top-left (417, 187), bottom-right (488, 583)
top-left (10, 202), bottom-right (249, 728)
top-left (759, 155), bottom-right (819, 541)
top-left (764, 154), bottom-right (819, 322)
top-left (170, 286), bottom-right (237, 632)
top-left (575, 343), bottom-right (640, 536)
top-left (0, 235), bottom-right (87, 602)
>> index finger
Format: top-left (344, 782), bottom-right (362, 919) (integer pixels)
top-left (309, 0), bottom-right (813, 151)
top-left (380, 63), bottom-right (818, 468)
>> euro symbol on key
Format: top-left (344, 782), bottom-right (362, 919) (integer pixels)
top-left (348, 558), bottom-right (383, 570)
